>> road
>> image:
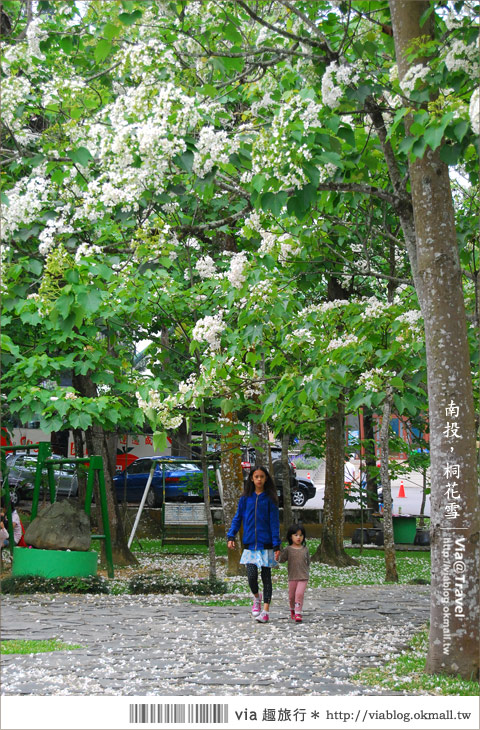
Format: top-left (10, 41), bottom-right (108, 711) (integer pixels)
top-left (297, 462), bottom-right (431, 517)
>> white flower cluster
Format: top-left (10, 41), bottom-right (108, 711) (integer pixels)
top-left (1, 76), bottom-right (32, 131)
top-left (444, 39), bottom-right (479, 76)
top-left (395, 310), bottom-right (423, 328)
top-left (278, 234), bottom-right (302, 261)
top-left (322, 61), bottom-right (360, 109)
top-left (43, 75), bottom-right (86, 107)
top-left (64, 391), bottom-right (78, 401)
top-left (192, 125), bottom-right (239, 177)
top-left (136, 390), bottom-right (183, 429)
top-left (227, 252), bottom-right (248, 289)
top-left (26, 17), bottom-right (47, 60)
top-left (469, 88), bottom-right (480, 135)
top-left (358, 368), bottom-right (393, 393)
top-left (195, 255), bottom-right (217, 279)
top-left (326, 333), bottom-right (358, 352)
top-left (299, 300), bottom-right (349, 317)
top-left (286, 329), bottom-right (316, 345)
top-left (191, 313), bottom-right (225, 351)
top-left (360, 297), bottom-right (389, 319)
top-left (2, 174), bottom-right (53, 237)
top-left (248, 280), bottom-right (271, 310)
top-left (399, 64), bottom-right (430, 95)
top-left (38, 217), bottom-right (75, 257)
top-left (74, 243), bottom-right (103, 263)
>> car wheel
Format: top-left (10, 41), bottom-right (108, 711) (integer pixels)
top-left (145, 489), bottom-right (156, 508)
top-left (291, 489), bottom-right (307, 507)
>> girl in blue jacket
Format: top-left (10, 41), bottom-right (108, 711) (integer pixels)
top-left (227, 466), bottom-right (281, 623)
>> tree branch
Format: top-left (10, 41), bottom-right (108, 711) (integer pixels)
top-left (234, 0), bottom-right (337, 58)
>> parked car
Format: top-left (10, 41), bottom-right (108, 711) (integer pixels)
top-left (241, 446), bottom-right (310, 506)
top-left (291, 477), bottom-right (316, 507)
top-left (4, 452), bottom-right (78, 504)
top-left (113, 456), bottom-right (220, 507)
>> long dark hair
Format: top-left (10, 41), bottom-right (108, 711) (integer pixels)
top-left (244, 465), bottom-right (278, 504)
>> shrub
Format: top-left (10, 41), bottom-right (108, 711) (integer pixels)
top-left (128, 572), bottom-right (228, 595)
top-left (1, 574), bottom-right (109, 594)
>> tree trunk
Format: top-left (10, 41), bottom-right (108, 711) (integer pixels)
top-left (221, 412), bottom-right (246, 576)
top-left (379, 389), bottom-right (398, 582)
top-left (72, 373), bottom-right (137, 566)
top-left (312, 399), bottom-right (358, 566)
top-left (390, 0), bottom-right (480, 680)
top-left (363, 409), bottom-right (379, 512)
top-left (200, 405), bottom-right (216, 581)
top-left (280, 432), bottom-right (293, 532)
top-left (418, 467), bottom-right (428, 529)
top-left (170, 419), bottom-right (191, 457)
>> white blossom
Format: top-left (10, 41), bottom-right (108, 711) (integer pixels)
top-left (327, 333), bottom-right (358, 351)
top-left (191, 313), bottom-right (225, 351)
top-left (195, 255), bottom-right (217, 279)
top-left (226, 252), bottom-right (248, 289)
top-left (469, 88), bottom-right (480, 134)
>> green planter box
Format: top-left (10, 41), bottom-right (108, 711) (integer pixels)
top-left (12, 547), bottom-right (98, 578)
top-left (392, 516), bottom-right (417, 544)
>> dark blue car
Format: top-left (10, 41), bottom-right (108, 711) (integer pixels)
top-left (114, 456), bottom-right (219, 507)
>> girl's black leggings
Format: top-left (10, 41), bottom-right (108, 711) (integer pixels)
top-left (246, 563), bottom-right (272, 604)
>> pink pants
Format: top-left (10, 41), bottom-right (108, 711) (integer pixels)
top-left (288, 580), bottom-right (308, 614)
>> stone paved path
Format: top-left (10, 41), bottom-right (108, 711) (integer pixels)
top-left (1, 585), bottom-right (429, 696)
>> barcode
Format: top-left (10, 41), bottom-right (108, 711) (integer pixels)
top-left (129, 703), bottom-right (228, 724)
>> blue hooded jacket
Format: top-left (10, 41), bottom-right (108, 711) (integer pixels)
top-left (227, 491), bottom-right (280, 550)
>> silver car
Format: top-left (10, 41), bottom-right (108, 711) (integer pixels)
top-left (4, 452), bottom-right (78, 505)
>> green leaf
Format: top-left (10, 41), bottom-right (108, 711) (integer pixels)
top-left (77, 289), bottom-right (103, 315)
top-left (67, 147), bottom-right (94, 167)
top-left (153, 431), bottom-right (168, 451)
top-left (0, 334), bottom-right (20, 358)
top-left (453, 120), bottom-right (469, 142)
top-left (94, 39), bottom-right (112, 64)
top-left (55, 294), bottom-right (74, 318)
top-left (59, 36), bottom-right (74, 54)
top-left (173, 150), bottom-right (194, 172)
top-left (103, 22), bottom-right (122, 40)
top-left (118, 10), bottom-right (143, 26)
top-left (260, 191), bottom-right (287, 217)
top-left (439, 142), bottom-right (462, 166)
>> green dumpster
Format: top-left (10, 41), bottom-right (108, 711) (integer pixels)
top-left (392, 516), bottom-right (416, 544)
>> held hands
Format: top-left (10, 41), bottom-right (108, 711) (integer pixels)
top-left (227, 540), bottom-right (236, 549)
top-left (274, 550), bottom-right (280, 561)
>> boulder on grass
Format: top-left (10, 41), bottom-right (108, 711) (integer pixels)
top-left (24, 501), bottom-right (91, 551)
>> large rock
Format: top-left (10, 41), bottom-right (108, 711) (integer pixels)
top-left (24, 501), bottom-right (91, 551)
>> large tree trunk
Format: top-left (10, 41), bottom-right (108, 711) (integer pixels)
top-left (200, 405), bottom-right (216, 581)
top-left (312, 399), bottom-right (358, 567)
top-left (280, 432), bottom-right (293, 532)
top-left (72, 373), bottom-right (137, 566)
top-left (390, 0), bottom-right (480, 681)
top-left (362, 409), bottom-right (379, 512)
top-left (379, 389), bottom-right (398, 582)
top-left (170, 419), bottom-right (191, 457)
top-left (221, 412), bottom-right (246, 576)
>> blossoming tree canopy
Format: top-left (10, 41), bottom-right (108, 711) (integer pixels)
top-left (1, 0), bottom-right (478, 676)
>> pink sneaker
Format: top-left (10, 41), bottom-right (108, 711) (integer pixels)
top-left (252, 593), bottom-right (262, 617)
top-left (256, 610), bottom-right (269, 623)
top-left (295, 614), bottom-right (302, 623)
top-left (290, 609), bottom-right (295, 620)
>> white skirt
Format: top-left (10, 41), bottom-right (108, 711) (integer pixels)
top-left (240, 548), bottom-right (277, 568)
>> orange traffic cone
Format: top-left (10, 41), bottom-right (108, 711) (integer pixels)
top-left (397, 481), bottom-right (406, 498)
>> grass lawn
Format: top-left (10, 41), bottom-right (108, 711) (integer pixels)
top-left (1, 639), bottom-right (83, 654)
top-left (353, 630), bottom-right (479, 696)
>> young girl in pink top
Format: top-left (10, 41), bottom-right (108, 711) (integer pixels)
top-left (278, 523), bottom-right (310, 622)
